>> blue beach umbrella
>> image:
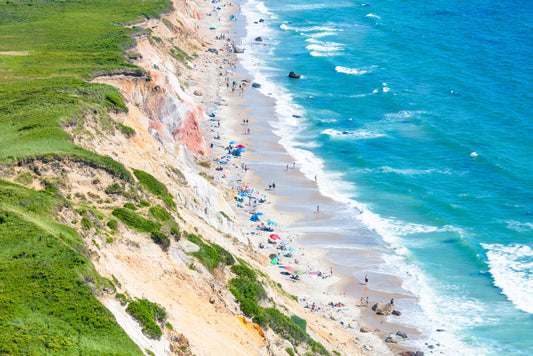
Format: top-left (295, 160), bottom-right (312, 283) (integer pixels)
top-left (229, 141), bottom-right (237, 145)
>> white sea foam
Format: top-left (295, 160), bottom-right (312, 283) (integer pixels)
top-left (238, 2), bottom-right (487, 353)
top-left (335, 66), bottom-right (371, 75)
top-left (305, 38), bottom-right (343, 57)
top-left (482, 243), bottom-right (533, 314)
top-left (321, 128), bottom-right (386, 139)
top-left (505, 220), bottom-right (533, 232)
top-left (365, 13), bottom-right (381, 19)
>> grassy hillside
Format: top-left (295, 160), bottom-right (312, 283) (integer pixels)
top-left (0, 0), bottom-right (172, 354)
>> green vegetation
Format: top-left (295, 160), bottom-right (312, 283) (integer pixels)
top-left (186, 233), bottom-right (235, 270)
top-left (149, 204), bottom-right (171, 221)
top-left (14, 171), bottom-right (34, 185)
top-left (220, 210), bottom-right (231, 220)
top-left (105, 182), bottom-right (125, 195)
top-left (117, 122), bottom-right (136, 137)
top-left (291, 315), bottom-right (307, 333)
top-left (81, 216), bottom-right (93, 230)
top-left (123, 202), bottom-right (137, 210)
top-left (133, 169), bottom-right (175, 207)
top-left (229, 263), bottom-right (328, 354)
top-left (112, 207), bottom-right (161, 233)
top-left (126, 299), bottom-right (166, 339)
top-left (138, 200), bottom-right (151, 207)
top-left (286, 348), bottom-right (295, 356)
top-left (196, 160), bottom-right (211, 168)
top-left (170, 47), bottom-right (194, 65)
top-left (107, 219), bottom-right (118, 230)
top-left (0, 179), bottom-right (142, 354)
top-left (150, 231), bottom-right (170, 251)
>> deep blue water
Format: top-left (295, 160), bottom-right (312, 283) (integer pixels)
top-left (237, 0), bottom-right (533, 354)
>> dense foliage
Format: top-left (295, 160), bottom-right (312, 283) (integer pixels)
top-left (126, 299), bottom-right (166, 339)
top-left (0, 180), bottom-right (143, 354)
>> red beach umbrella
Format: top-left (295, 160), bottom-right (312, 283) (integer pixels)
top-left (269, 234), bottom-right (281, 240)
top-left (235, 144), bottom-right (246, 148)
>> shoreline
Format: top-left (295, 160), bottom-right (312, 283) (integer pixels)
top-left (192, 0), bottom-right (425, 354)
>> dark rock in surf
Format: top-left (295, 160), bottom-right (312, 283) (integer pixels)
top-left (288, 71), bottom-right (301, 79)
top-left (392, 310), bottom-right (402, 316)
top-left (255, 37), bottom-right (263, 42)
top-left (251, 83), bottom-right (261, 88)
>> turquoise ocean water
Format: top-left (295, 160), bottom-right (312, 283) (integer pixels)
top-left (235, 0), bottom-right (533, 354)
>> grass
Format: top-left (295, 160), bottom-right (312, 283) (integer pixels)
top-left (125, 298), bottom-right (166, 340)
top-left (112, 207), bottom-right (161, 233)
top-left (133, 169), bottom-right (176, 208)
top-left (0, 179), bottom-right (143, 355)
top-left (186, 233), bottom-right (235, 270)
top-left (149, 205), bottom-right (171, 221)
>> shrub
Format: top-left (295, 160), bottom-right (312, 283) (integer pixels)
top-left (150, 231), bottom-right (170, 251)
top-left (111, 208), bottom-right (160, 233)
top-left (149, 205), bottom-right (170, 221)
top-left (138, 200), bottom-right (150, 207)
top-left (133, 169), bottom-right (175, 207)
top-left (290, 315), bottom-right (307, 333)
top-left (117, 122), bottom-right (135, 137)
top-left (81, 217), bottom-right (93, 230)
top-left (187, 234), bottom-right (234, 270)
top-left (107, 219), bottom-right (118, 230)
top-left (105, 183), bottom-right (124, 195)
top-left (126, 299), bottom-right (166, 339)
top-left (286, 348), bottom-right (295, 356)
top-left (123, 202), bottom-right (137, 210)
top-left (170, 227), bottom-right (181, 241)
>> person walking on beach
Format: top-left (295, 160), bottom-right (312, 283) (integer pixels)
top-left (390, 298), bottom-right (394, 305)
top-left (272, 181), bottom-right (276, 192)
top-left (365, 274), bottom-right (369, 285)
top-left (366, 297), bottom-right (369, 307)
top-left (360, 297), bottom-right (364, 307)
top-left (316, 205), bottom-right (320, 214)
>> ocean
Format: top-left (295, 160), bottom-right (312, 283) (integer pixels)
top-left (235, 0), bottom-right (533, 354)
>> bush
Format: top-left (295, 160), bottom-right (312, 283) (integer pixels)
top-left (117, 122), bottom-right (135, 137)
top-left (150, 231), bottom-right (170, 251)
top-left (149, 205), bottom-right (170, 221)
top-left (187, 234), bottom-right (234, 270)
top-left (138, 200), bottom-right (150, 207)
top-left (170, 227), bottom-right (181, 241)
top-left (107, 219), bottom-right (118, 230)
top-left (81, 217), bottom-right (93, 230)
top-left (290, 315), bottom-right (307, 333)
top-left (111, 208), bottom-right (160, 233)
top-left (123, 202), bottom-right (137, 210)
top-left (133, 169), bottom-right (175, 207)
top-left (286, 348), bottom-right (295, 356)
top-left (105, 183), bottom-right (124, 195)
top-left (126, 299), bottom-right (166, 340)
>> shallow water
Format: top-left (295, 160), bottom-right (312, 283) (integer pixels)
top-left (234, 0), bottom-right (533, 354)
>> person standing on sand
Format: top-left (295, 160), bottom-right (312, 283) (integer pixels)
top-left (360, 297), bottom-right (364, 307)
top-left (366, 297), bottom-right (369, 307)
top-left (365, 274), bottom-right (369, 285)
top-left (390, 298), bottom-right (394, 305)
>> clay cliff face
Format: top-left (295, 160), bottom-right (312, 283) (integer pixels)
top-left (94, 0), bottom-right (209, 157)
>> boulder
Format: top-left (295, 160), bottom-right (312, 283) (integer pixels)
top-left (259, 19), bottom-right (264, 23)
top-left (396, 331), bottom-right (408, 339)
top-left (251, 83), bottom-right (261, 88)
top-left (233, 46), bottom-right (244, 53)
top-left (415, 352), bottom-right (425, 356)
top-left (292, 114), bottom-right (301, 118)
top-left (193, 90), bottom-right (202, 96)
top-left (255, 37), bottom-right (263, 42)
top-left (385, 334), bottom-right (404, 343)
top-left (359, 327), bottom-right (372, 333)
top-left (288, 71), bottom-right (301, 79)
top-left (392, 310), bottom-right (402, 316)
top-left (207, 48), bottom-right (218, 54)
top-left (371, 302), bottom-right (393, 316)
top-left (436, 328), bottom-right (445, 332)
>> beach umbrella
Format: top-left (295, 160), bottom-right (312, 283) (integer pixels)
top-left (250, 214), bottom-right (260, 221)
top-left (284, 266), bottom-right (295, 271)
top-left (235, 147), bottom-right (245, 152)
top-left (267, 220), bottom-right (278, 226)
top-left (288, 247), bottom-right (296, 252)
top-left (270, 256), bottom-right (278, 265)
top-left (280, 241), bottom-right (289, 246)
top-left (269, 234), bottom-right (281, 240)
top-left (221, 155), bottom-right (231, 160)
top-left (235, 144), bottom-right (245, 148)
top-left (229, 141), bottom-right (237, 144)
top-left (255, 212), bottom-right (264, 216)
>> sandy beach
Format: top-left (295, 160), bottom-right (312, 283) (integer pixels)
top-left (189, 1), bottom-right (425, 354)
